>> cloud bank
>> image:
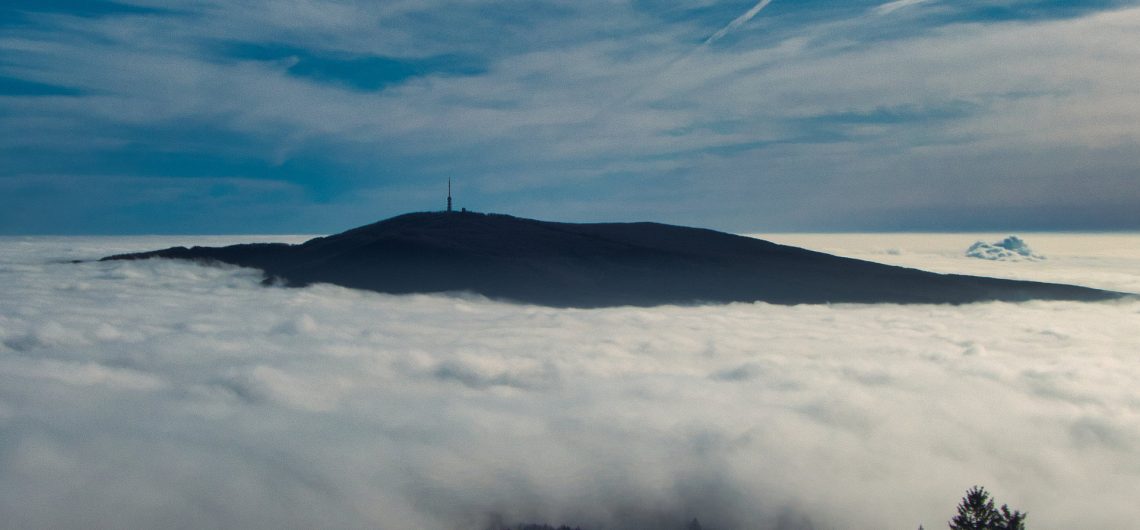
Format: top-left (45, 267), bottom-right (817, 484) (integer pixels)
top-left (761, 232), bottom-right (1140, 295)
top-left (966, 235), bottom-right (1045, 261)
top-left (1, 236), bottom-right (1138, 529)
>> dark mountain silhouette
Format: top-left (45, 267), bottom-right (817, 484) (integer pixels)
top-left (102, 211), bottom-right (1126, 307)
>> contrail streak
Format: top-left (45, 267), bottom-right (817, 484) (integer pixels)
top-left (576, 0), bottom-right (777, 128)
top-left (643, 0), bottom-right (779, 92)
top-left (704, 0), bottom-right (775, 45)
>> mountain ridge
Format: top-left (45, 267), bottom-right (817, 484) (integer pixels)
top-left (102, 211), bottom-right (1127, 307)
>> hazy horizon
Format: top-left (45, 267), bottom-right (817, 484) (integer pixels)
top-left (5, 218), bottom-right (1140, 238)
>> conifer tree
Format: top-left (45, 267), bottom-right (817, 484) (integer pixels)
top-left (999, 504), bottom-right (1027, 530)
top-left (948, 486), bottom-right (1026, 530)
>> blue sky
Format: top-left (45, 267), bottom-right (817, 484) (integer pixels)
top-left (1, 0), bottom-right (1138, 234)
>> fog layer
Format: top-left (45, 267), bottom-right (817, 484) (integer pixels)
top-left (1, 235), bottom-right (1137, 529)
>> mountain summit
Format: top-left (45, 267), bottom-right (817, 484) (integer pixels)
top-left (103, 211), bottom-right (1124, 307)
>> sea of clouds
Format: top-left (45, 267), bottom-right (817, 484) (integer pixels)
top-left (0, 234), bottom-right (1137, 529)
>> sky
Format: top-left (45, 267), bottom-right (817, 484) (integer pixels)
top-left (2, 0), bottom-right (1139, 234)
top-left (1, 234), bottom-right (1138, 528)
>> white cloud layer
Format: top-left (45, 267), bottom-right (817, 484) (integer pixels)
top-left (1, 235), bottom-right (1138, 529)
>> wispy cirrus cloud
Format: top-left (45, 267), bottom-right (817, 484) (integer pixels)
top-left (0, 1), bottom-right (1137, 233)
top-left (874, 0), bottom-right (935, 16)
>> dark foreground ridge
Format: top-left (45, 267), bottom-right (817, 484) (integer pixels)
top-left (102, 211), bottom-right (1126, 307)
